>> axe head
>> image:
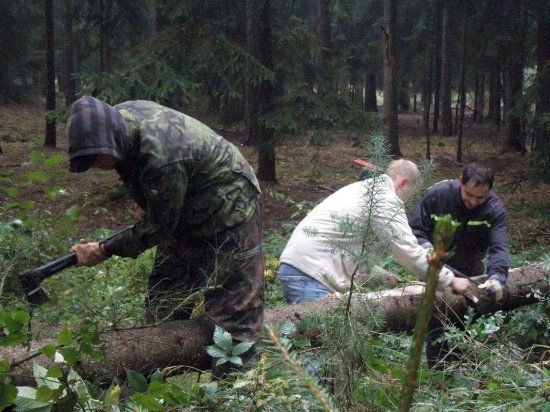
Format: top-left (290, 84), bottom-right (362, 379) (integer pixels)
top-left (19, 270), bottom-right (50, 307)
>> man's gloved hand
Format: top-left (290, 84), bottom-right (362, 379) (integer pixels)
top-left (71, 241), bottom-right (109, 267)
top-left (478, 273), bottom-right (506, 302)
top-left (421, 241), bottom-right (433, 249)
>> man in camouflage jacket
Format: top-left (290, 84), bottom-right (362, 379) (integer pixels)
top-left (66, 96), bottom-right (264, 375)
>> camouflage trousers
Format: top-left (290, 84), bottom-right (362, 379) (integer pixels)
top-left (145, 203), bottom-right (264, 343)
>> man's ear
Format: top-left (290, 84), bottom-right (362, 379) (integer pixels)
top-left (399, 176), bottom-right (409, 189)
top-left (459, 175), bottom-right (463, 186)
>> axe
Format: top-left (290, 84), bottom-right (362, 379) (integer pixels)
top-left (19, 228), bottom-right (130, 306)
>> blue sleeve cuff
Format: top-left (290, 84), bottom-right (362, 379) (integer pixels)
top-left (488, 273), bottom-right (507, 286)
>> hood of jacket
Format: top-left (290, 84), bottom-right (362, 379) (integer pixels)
top-left (66, 96), bottom-right (129, 167)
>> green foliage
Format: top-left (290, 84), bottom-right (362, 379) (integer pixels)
top-left (264, 189), bottom-right (317, 221)
top-left (44, 107), bottom-right (69, 124)
top-left (77, 60), bottom-right (202, 107)
top-left (263, 88), bottom-right (380, 139)
top-left (206, 326), bottom-right (255, 367)
top-left (0, 310), bottom-right (30, 347)
top-left (0, 1), bottom-right (40, 103)
top-left (500, 269), bottom-right (550, 347)
top-left (527, 147), bottom-right (550, 185)
top-left (34, 248), bottom-right (153, 330)
top-left (357, 131), bottom-right (393, 180)
top-left (3, 151), bottom-right (68, 211)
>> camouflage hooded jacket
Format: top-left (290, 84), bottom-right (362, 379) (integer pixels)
top-left (67, 97), bottom-right (261, 258)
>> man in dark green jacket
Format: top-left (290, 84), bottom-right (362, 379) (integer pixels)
top-left (67, 96), bottom-right (264, 376)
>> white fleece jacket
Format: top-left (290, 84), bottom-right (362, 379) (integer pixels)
top-left (279, 175), bottom-right (454, 293)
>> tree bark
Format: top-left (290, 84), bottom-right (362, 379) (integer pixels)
top-left (423, 36), bottom-right (433, 160)
top-left (382, 0), bottom-right (402, 157)
top-left (495, 66), bottom-right (502, 130)
top-left (62, 0), bottom-right (76, 106)
top-left (398, 79), bottom-right (410, 112)
top-left (534, 9), bottom-right (550, 152)
top-left (365, 72), bottom-right (378, 112)
top-left (44, 0), bottom-right (56, 148)
top-left (439, 0), bottom-right (453, 136)
top-left (477, 74), bottom-right (485, 122)
top-left (456, 10), bottom-right (467, 164)
top-left (316, 0), bottom-right (332, 95)
top-left (432, 1), bottom-right (442, 135)
top-left (245, 0), bottom-right (277, 182)
top-left (2, 265), bottom-right (547, 386)
top-left (503, 1), bottom-right (527, 153)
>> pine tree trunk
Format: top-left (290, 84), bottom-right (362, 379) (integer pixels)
top-left (504, 60), bottom-right (526, 152)
top-left (495, 67), bottom-right (502, 130)
top-left (423, 38), bottom-right (433, 160)
top-left (44, 0), bottom-right (56, 148)
top-left (473, 74), bottom-right (480, 122)
top-left (382, 0), bottom-right (402, 157)
top-left (432, 1), bottom-right (442, 135)
top-left (316, 0), bottom-right (332, 96)
top-left (503, 1), bottom-right (527, 153)
top-left (398, 80), bottom-right (410, 111)
top-left (245, 0), bottom-right (277, 182)
top-left (365, 73), bottom-right (378, 112)
top-left (477, 73), bottom-right (485, 122)
top-left (456, 11), bottom-right (467, 164)
top-left (439, 0), bottom-right (453, 136)
top-left (62, 0), bottom-right (76, 106)
top-left (534, 11), bottom-right (550, 152)
top-left (2, 265), bottom-right (547, 386)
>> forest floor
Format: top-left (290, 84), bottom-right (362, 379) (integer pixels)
top-left (1, 102), bottom-right (550, 258)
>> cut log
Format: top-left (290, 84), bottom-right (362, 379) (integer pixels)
top-left (2, 264), bottom-right (548, 386)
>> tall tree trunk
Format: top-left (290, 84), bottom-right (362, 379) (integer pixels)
top-left (495, 67), bottom-right (502, 130)
top-left (98, 0), bottom-right (105, 73)
top-left (432, 1), bottom-right (443, 135)
top-left (382, 0), bottom-right (402, 157)
top-left (456, 10), bottom-right (467, 164)
top-left (534, 9), bottom-right (550, 152)
top-left (487, 66), bottom-right (497, 120)
top-left (440, 0), bottom-right (453, 136)
top-left (245, 0), bottom-right (277, 182)
top-left (398, 79), bottom-right (410, 112)
top-left (62, 0), bottom-right (76, 106)
top-left (316, 0), bottom-right (332, 95)
top-left (477, 73), bottom-right (485, 122)
top-left (349, 68), bottom-right (357, 105)
top-left (44, 0), bottom-right (56, 148)
top-left (473, 73), bottom-right (480, 122)
top-left (453, 84), bottom-right (460, 135)
top-left (503, 1), bottom-right (527, 153)
top-left (152, 0), bottom-right (168, 36)
top-left (504, 56), bottom-right (526, 153)
top-left (423, 42), bottom-right (433, 160)
top-left (2, 266), bottom-right (547, 386)
top-left (365, 72), bottom-right (378, 112)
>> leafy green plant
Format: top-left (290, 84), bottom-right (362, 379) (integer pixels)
top-left (264, 188), bottom-right (317, 220)
top-left (206, 326), bottom-right (255, 369)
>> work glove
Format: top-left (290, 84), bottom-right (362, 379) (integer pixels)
top-left (71, 241), bottom-right (110, 267)
top-left (478, 273), bottom-right (506, 302)
top-left (420, 241), bottom-right (433, 249)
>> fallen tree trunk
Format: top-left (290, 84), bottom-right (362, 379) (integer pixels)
top-left (2, 264), bottom-right (548, 386)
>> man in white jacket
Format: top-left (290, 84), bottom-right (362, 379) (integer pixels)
top-left (278, 159), bottom-right (470, 303)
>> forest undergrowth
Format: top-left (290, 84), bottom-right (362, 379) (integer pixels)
top-left (0, 107), bottom-right (549, 411)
